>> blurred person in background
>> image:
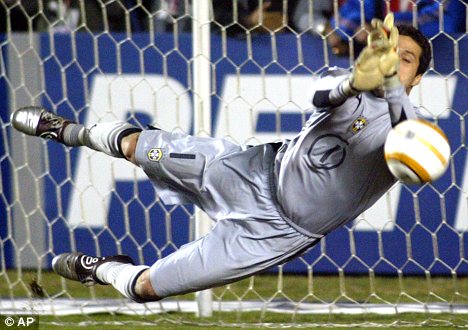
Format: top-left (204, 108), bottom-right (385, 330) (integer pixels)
top-left (2, 0), bottom-right (154, 34)
top-left (1, 0), bottom-right (127, 33)
top-left (327, 0), bottom-right (384, 56)
top-left (45, 0), bottom-right (190, 34)
top-left (38, 0), bottom-right (80, 32)
top-left (212, 0), bottom-right (294, 37)
top-left (291, 0), bottom-right (333, 35)
top-left (62, 0), bottom-right (149, 33)
top-left (327, 0), bottom-right (466, 56)
top-left (393, 0), bottom-right (466, 37)
top-left (152, 0), bottom-right (191, 33)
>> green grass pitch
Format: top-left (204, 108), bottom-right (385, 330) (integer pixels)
top-left (0, 270), bottom-right (466, 328)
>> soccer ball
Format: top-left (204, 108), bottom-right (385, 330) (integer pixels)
top-left (384, 119), bottom-right (450, 184)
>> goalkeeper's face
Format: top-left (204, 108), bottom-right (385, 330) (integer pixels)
top-left (397, 35), bottom-right (423, 94)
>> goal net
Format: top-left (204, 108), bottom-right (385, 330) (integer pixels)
top-left (0, 0), bottom-right (467, 327)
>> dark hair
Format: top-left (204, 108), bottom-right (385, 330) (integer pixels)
top-left (397, 24), bottom-right (432, 76)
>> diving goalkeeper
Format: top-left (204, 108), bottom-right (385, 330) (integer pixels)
top-left (11, 15), bottom-right (431, 303)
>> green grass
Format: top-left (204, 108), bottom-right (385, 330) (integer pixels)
top-left (25, 313), bottom-right (468, 329)
top-left (0, 270), bottom-right (467, 329)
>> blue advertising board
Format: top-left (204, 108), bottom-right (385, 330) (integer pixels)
top-left (2, 32), bottom-right (467, 275)
top-left (0, 34), bottom-right (13, 267)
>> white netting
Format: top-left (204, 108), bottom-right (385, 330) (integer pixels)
top-left (0, 0), bottom-right (467, 328)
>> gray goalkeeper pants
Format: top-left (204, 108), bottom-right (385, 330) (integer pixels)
top-left (134, 129), bottom-right (321, 298)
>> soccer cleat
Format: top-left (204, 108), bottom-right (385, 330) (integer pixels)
top-left (10, 106), bottom-right (72, 143)
top-left (52, 252), bottom-right (134, 286)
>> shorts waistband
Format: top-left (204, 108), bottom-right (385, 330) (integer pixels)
top-left (265, 144), bottom-right (324, 240)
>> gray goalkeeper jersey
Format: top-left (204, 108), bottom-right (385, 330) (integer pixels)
top-left (274, 71), bottom-right (419, 234)
top-left (136, 69), bottom-right (419, 237)
top-left (134, 70), bottom-right (420, 297)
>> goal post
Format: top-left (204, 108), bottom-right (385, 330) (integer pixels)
top-left (192, 0), bottom-right (213, 318)
top-left (0, 0), bottom-right (467, 327)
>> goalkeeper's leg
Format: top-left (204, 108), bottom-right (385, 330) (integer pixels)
top-left (10, 106), bottom-right (141, 162)
top-left (53, 215), bottom-right (319, 303)
top-left (52, 253), bottom-right (160, 302)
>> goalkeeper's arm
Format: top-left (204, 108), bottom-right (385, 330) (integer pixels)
top-left (383, 75), bottom-right (421, 125)
top-left (310, 68), bottom-right (358, 108)
top-left (313, 13), bottom-right (399, 109)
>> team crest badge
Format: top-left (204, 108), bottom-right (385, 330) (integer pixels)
top-left (351, 116), bottom-right (368, 134)
top-left (147, 148), bottom-right (163, 162)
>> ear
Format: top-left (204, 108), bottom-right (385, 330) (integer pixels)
top-left (411, 74), bottom-right (422, 87)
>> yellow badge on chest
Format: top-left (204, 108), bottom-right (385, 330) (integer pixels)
top-left (351, 116), bottom-right (368, 134)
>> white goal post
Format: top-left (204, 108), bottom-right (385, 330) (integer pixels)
top-left (0, 0), bottom-right (467, 328)
top-left (192, 0), bottom-right (213, 317)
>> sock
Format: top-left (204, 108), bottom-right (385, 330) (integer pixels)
top-left (95, 262), bottom-right (150, 303)
top-left (61, 123), bottom-right (86, 147)
top-left (62, 121), bottom-right (141, 158)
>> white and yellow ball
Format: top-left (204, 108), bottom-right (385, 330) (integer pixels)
top-left (384, 119), bottom-right (450, 184)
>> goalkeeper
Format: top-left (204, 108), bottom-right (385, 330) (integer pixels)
top-left (11, 16), bottom-right (431, 303)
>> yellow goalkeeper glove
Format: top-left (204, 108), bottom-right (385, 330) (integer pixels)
top-left (349, 13), bottom-right (399, 91)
